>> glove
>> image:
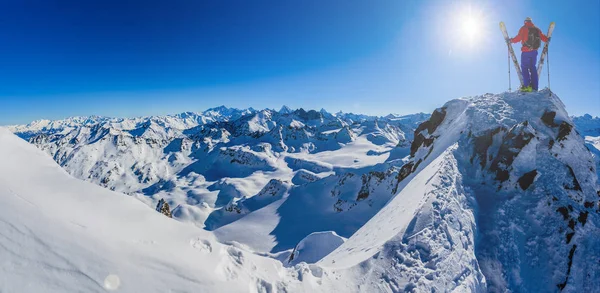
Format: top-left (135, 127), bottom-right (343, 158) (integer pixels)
top-left (505, 38), bottom-right (512, 43)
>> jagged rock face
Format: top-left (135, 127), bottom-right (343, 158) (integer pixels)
top-left (410, 107), bottom-right (446, 157)
top-left (155, 198), bottom-right (172, 218)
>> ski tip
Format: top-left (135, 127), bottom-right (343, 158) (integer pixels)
top-left (550, 21), bottom-right (555, 25)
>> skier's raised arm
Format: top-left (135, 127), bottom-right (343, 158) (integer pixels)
top-left (539, 30), bottom-right (549, 43)
top-left (510, 26), bottom-right (528, 43)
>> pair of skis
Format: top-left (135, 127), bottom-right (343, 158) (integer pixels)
top-left (499, 21), bottom-right (555, 90)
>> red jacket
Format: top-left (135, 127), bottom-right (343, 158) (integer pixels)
top-left (511, 21), bottom-right (549, 52)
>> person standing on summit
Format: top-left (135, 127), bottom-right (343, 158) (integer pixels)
top-left (509, 17), bottom-right (549, 92)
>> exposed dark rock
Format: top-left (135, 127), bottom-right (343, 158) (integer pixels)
top-left (415, 107), bottom-right (447, 135)
top-left (333, 199), bottom-right (344, 212)
top-left (557, 245), bottom-right (577, 290)
top-left (155, 198), bottom-right (173, 218)
top-left (471, 127), bottom-right (504, 169)
top-left (568, 219), bottom-right (576, 230)
top-left (410, 134), bottom-right (435, 157)
top-left (556, 207), bottom-right (570, 220)
top-left (517, 170), bottom-right (538, 190)
top-left (225, 204), bottom-right (242, 214)
top-left (557, 122), bottom-right (573, 142)
top-left (356, 190), bottom-right (369, 201)
top-left (356, 170), bottom-right (392, 201)
top-left (566, 232), bottom-right (575, 244)
top-left (412, 159), bottom-right (423, 172)
top-left (425, 145), bottom-right (434, 159)
top-left (548, 139), bottom-right (555, 150)
top-left (578, 211), bottom-right (588, 227)
top-left (584, 201), bottom-right (594, 208)
top-left (541, 110), bottom-right (558, 127)
top-left (489, 122), bottom-right (534, 183)
top-left (410, 107), bottom-right (446, 157)
top-left (398, 162), bottom-right (414, 182)
top-left (495, 170), bottom-right (510, 182)
top-left (393, 162), bottom-right (415, 194)
top-left (257, 179), bottom-right (286, 196)
top-left (564, 165), bottom-right (582, 191)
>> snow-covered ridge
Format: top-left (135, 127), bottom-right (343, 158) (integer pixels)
top-left (319, 90), bottom-right (599, 292)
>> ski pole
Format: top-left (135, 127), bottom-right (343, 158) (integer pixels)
top-left (547, 48), bottom-right (551, 90)
top-left (508, 45), bottom-right (511, 92)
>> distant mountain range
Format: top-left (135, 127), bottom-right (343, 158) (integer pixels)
top-left (8, 107), bottom-right (430, 230)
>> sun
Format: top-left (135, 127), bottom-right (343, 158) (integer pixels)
top-left (455, 4), bottom-right (488, 48)
top-left (463, 16), bottom-right (480, 41)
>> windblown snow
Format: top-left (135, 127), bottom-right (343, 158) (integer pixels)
top-left (3, 91), bottom-right (599, 292)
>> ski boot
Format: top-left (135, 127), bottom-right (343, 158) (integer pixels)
top-left (520, 86), bottom-right (533, 92)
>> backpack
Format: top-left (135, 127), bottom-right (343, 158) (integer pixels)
top-left (524, 26), bottom-right (541, 50)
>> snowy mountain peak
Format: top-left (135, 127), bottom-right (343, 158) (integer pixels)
top-left (322, 89), bottom-right (599, 292)
top-left (573, 113), bottom-right (600, 136)
top-left (279, 105), bottom-right (293, 114)
top-left (202, 105), bottom-right (250, 119)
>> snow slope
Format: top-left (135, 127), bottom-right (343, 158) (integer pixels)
top-left (0, 127), bottom-right (312, 293)
top-left (288, 231), bottom-right (347, 266)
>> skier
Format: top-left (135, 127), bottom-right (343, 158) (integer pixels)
top-left (508, 17), bottom-right (549, 92)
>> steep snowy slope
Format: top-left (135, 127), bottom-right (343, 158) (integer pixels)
top-left (315, 90), bottom-right (599, 292)
top-left (0, 127), bottom-right (312, 293)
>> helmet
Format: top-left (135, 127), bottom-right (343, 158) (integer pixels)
top-left (525, 17), bottom-right (532, 22)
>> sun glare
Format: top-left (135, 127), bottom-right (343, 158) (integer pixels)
top-left (463, 16), bottom-right (480, 40)
top-left (454, 4), bottom-right (488, 49)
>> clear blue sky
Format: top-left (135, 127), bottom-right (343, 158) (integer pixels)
top-left (0, 0), bottom-right (598, 125)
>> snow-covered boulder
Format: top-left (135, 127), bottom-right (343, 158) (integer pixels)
top-left (288, 231), bottom-right (347, 266)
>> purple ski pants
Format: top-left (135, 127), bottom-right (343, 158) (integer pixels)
top-left (521, 50), bottom-right (538, 90)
